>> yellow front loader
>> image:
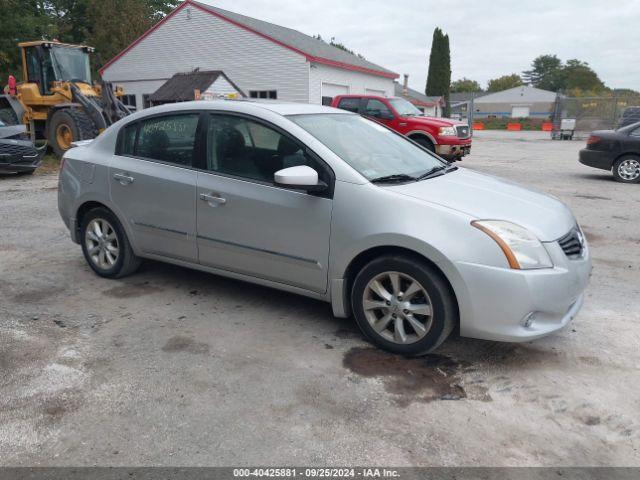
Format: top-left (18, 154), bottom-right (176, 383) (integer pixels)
top-left (2, 41), bottom-right (131, 156)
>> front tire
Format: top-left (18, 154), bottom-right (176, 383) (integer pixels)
top-left (80, 207), bottom-right (141, 278)
top-left (351, 255), bottom-right (457, 356)
top-left (612, 155), bottom-right (640, 183)
top-left (412, 136), bottom-right (435, 153)
top-left (47, 108), bottom-right (97, 157)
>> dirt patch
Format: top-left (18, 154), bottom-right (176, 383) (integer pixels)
top-left (580, 227), bottom-right (604, 244)
top-left (162, 336), bottom-right (210, 355)
top-left (343, 347), bottom-right (490, 406)
top-left (102, 282), bottom-right (163, 299)
top-left (13, 286), bottom-right (65, 304)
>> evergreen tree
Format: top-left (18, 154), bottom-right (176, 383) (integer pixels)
top-left (426, 28), bottom-right (451, 116)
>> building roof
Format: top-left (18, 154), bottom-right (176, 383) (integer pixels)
top-left (101, 0), bottom-right (398, 79)
top-left (149, 70), bottom-right (244, 102)
top-left (474, 85), bottom-right (557, 104)
top-left (449, 92), bottom-right (484, 104)
top-left (393, 82), bottom-right (443, 107)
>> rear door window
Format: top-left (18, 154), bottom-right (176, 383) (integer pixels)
top-left (337, 98), bottom-right (361, 113)
top-left (135, 114), bottom-right (200, 166)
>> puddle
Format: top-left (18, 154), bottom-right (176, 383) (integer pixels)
top-left (162, 336), bottom-right (210, 355)
top-left (343, 347), bottom-right (490, 406)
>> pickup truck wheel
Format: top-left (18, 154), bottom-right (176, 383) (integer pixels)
top-left (351, 255), bottom-right (456, 356)
top-left (80, 207), bottom-right (141, 278)
top-left (412, 136), bottom-right (435, 153)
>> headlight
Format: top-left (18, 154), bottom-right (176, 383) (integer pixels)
top-left (438, 126), bottom-right (457, 136)
top-left (472, 220), bottom-right (553, 270)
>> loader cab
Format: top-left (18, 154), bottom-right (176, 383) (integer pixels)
top-left (21, 42), bottom-right (93, 95)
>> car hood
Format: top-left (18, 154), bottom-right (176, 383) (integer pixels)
top-left (386, 168), bottom-right (576, 241)
top-left (0, 124), bottom-right (27, 140)
top-left (403, 116), bottom-right (464, 127)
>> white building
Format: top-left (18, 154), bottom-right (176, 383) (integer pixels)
top-left (100, 0), bottom-right (398, 110)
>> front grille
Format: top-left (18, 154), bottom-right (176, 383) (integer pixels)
top-left (558, 228), bottom-right (585, 258)
top-left (456, 125), bottom-right (471, 139)
top-left (0, 141), bottom-right (38, 158)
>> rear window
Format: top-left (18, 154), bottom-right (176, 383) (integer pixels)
top-left (338, 98), bottom-right (360, 113)
top-left (119, 114), bottom-right (200, 166)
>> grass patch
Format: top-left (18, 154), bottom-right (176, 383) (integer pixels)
top-left (35, 154), bottom-right (61, 176)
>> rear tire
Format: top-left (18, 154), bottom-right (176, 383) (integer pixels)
top-left (351, 255), bottom-right (457, 356)
top-left (612, 155), bottom-right (640, 183)
top-left (47, 108), bottom-right (97, 157)
top-left (80, 207), bottom-right (141, 279)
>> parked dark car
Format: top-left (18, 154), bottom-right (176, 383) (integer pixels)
top-left (579, 121), bottom-right (640, 183)
top-left (0, 96), bottom-right (46, 175)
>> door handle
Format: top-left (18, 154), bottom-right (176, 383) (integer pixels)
top-left (113, 172), bottom-right (134, 185)
top-left (199, 192), bottom-right (227, 206)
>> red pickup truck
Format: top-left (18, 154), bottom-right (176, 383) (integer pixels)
top-left (331, 95), bottom-right (472, 161)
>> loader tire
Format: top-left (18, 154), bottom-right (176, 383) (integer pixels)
top-left (48, 108), bottom-right (97, 157)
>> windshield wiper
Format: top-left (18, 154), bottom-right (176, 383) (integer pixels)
top-left (416, 166), bottom-right (446, 180)
top-left (370, 173), bottom-right (417, 184)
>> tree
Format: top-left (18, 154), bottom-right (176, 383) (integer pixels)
top-left (487, 74), bottom-right (523, 92)
top-left (0, 0), bottom-right (53, 84)
top-left (562, 59), bottom-right (605, 94)
top-left (426, 27), bottom-right (451, 116)
top-left (450, 78), bottom-right (481, 93)
top-left (86, 0), bottom-right (178, 71)
top-left (522, 54), bottom-right (563, 91)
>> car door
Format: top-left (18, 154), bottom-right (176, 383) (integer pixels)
top-left (109, 112), bottom-right (200, 262)
top-left (195, 113), bottom-right (333, 293)
top-left (362, 98), bottom-right (397, 129)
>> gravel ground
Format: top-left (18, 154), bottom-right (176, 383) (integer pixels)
top-left (0, 131), bottom-right (638, 466)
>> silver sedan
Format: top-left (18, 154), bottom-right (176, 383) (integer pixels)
top-left (58, 101), bottom-right (591, 355)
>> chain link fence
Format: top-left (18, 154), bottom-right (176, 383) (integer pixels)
top-left (551, 95), bottom-right (640, 139)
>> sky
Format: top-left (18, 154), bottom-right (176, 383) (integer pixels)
top-left (195, 0), bottom-right (640, 92)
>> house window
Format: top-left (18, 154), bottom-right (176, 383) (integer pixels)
top-left (322, 96), bottom-right (333, 106)
top-left (120, 94), bottom-right (137, 110)
top-left (143, 94), bottom-right (152, 109)
top-left (249, 90), bottom-right (277, 100)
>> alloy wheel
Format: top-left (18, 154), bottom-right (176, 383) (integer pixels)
top-left (362, 271), bottom-right (433, 345)
top-left (85, 218), bottom-right (119, 270)
top-left (618, 158), bottom-right (640, 181)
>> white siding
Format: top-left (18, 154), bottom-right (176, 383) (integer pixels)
top-left (309, 63), bottom-right (395, 105)
top-left (206, 76), bottom-right (241, 97)
top-left (102, 5), bottom-right (309, 103)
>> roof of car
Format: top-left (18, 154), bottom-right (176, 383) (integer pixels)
top-left (126, 100), bottom-right (350, 120)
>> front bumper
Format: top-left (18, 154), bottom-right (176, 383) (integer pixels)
top-left (579, 148), bottom-right (614, 171)
top-left (456, 241), bottom-right (592, 342)
top-left (436, 140), bottom-right (472, 160)
top-left (0, 144), bottom-right (46, 174)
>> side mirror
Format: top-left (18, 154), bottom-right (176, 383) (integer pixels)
top-left (275, 165), bottom-right (327, 193)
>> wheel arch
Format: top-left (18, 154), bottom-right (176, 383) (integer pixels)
top-left (336, 245), bottom-right (460, 325)
top-left (73, 199), bottom-right (138, 254)
top-left (613, 151), bottom-right (640, 163)
top-left (406, 130), bottom-right (437, 145)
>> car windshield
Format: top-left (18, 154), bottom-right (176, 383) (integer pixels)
top-left (388, 98), bottom-right (422, 117)
top-left (288, 113), bottom-right (445, 181)
top-left (49, 46), bottom-right (91, 84)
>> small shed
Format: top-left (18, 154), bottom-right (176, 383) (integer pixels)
top-left (149, 70), bottom-right (245, 106)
